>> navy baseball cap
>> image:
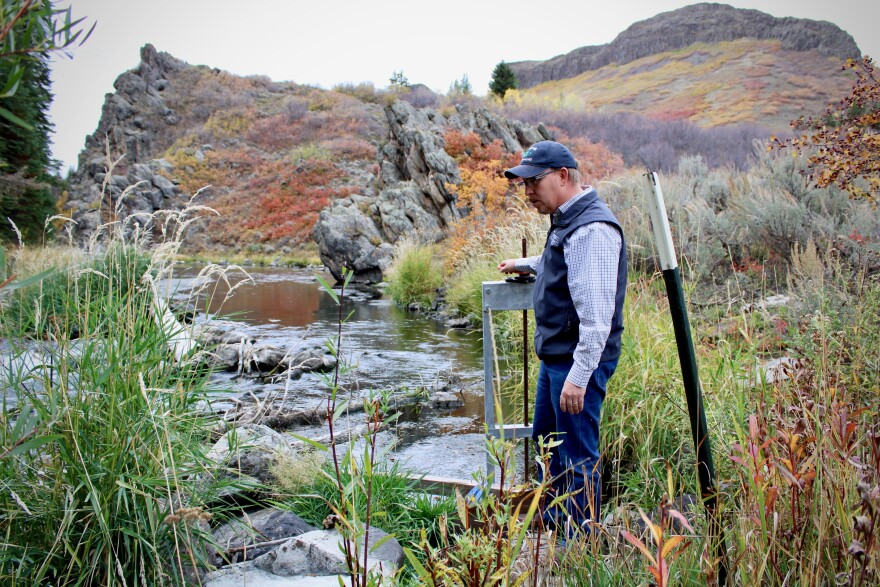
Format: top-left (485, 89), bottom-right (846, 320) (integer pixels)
top-left (504, 141), bottom-right (579, 179)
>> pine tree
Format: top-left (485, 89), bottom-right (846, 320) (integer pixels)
top-left (489, 61), bottom-right (518, 99)
top-left (0, 51), bottom-right (57, 243)
top-left (0, 0), bottom-right (91, 243)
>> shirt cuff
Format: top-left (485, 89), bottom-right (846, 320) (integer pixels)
top-left (566, 364), bottom-right (593, 388)
top-left (512, 258), bottom-right (537, 274)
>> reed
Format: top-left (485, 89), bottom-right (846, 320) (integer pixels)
top-left (0, 172), bottom-right (238, 584)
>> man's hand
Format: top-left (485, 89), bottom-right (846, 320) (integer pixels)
top-left (498, 259), bottom-right (519, 273)
top-left (560, 380), bottom-right (586, 414)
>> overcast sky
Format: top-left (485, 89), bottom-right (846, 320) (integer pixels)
top-left (47, 0), bottom-right (880, 172)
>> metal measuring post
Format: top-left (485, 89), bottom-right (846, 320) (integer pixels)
top-left (521, 238), bottom-right (530, 481)
top-left (482, 279), bottom-right (535, 477)
top-left (644, 171), bottom-right (728, 585)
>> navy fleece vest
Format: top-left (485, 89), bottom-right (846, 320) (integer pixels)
top-left (533, 188), bottom-right (627, 362)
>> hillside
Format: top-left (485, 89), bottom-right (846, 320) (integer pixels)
top-left (508, 3), bottom-right (860, 131)
top-left (516, 38), bottom-right (856, 131)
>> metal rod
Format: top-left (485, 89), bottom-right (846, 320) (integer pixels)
top-left (522, 238), bottom-right (530, 481)
top-left (644, 172), bottom-right (728, 586)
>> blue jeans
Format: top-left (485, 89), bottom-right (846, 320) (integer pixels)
top-left (532, 356), bottom-right (618, 533)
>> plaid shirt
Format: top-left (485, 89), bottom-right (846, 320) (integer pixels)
top-left (513, 187), bottom-right (622, 387)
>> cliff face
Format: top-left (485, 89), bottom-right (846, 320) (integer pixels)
top-left (313, 101), bottom-right (548, 282)
top-left (509, 3), bottom-right (861, 88)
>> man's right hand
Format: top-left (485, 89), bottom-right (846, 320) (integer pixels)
top-left (498, 259), bottom-right (518, 273)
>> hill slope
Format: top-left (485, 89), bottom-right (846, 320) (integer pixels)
top-left (508, 3), bottom-right (860, 131)
top-left (517, 38), bottom-right (856, 131)
top-left (509, 3), bottom-right (859, 88)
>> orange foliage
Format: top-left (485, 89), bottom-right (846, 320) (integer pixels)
top-left (442, 131), bottom-right (526, 268)
top-left (560, 136), bottom-right (625, 181)
top-left (210, 158), bottom-right (354, 245)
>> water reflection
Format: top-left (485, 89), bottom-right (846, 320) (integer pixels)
top-left (173, 265), bottom-right (485, 399)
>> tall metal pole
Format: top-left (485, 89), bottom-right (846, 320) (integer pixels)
top-left (522, 238), bottom-right (530, 482)
top-left (644, 172), bottom-right (728, 585)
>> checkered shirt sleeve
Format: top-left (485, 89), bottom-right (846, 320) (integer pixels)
top-left (563, 221), bottom-right (622, 387)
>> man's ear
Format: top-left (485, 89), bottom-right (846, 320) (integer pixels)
top-left (558, 167), bottom-right (570, 185)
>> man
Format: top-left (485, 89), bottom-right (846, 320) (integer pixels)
top-left (498, 140), bottom-right (627, 536)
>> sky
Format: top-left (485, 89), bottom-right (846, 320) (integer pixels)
top-left (47, 0), bottom-right (880, 173)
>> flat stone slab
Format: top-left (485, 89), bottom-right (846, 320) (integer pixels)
top-left (254, 527), bottom-right (402, 577)
top-left (204, 566), bottom-right (342, 587)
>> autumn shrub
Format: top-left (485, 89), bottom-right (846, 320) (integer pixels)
top-left (282, 95), bottom-right (309, 122)
top-left (726, 270), bottom-right (880, 585)
top-left (772, 57), bottom-right (879, 205)
top-left (239, 158), bottom-right (352, 244)
top-left (498, 103), bottom-right (771, 170)
top-left (331, 81), bottom-right (385, 104)
top-left (441, 130), bottom-right (523, 271)
top-left (245, 113), bottom-right (301, 151)
top-left (556, 134), bottom-right (626, 181)
top-left (322, 136), bottom-right (375, 160)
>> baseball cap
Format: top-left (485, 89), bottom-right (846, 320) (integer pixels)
top-left (504, 141), bottom-right (579, 179)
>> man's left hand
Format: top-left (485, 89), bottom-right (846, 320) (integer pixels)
top-left (560, 381), bottom-right (586, 414)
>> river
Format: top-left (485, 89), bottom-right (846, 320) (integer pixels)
top-left (171, 264), bottom-right (499, 481)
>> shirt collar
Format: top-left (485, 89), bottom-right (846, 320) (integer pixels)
top-left (552, 186), bottom-right (593, 226)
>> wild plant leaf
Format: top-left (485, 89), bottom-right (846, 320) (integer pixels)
top-left (0, 64), bottom-right (24, 97)
top-left (509, 486), bottom-right (542, 560)
top-left (315, 273), bottom-right (339, 304)
top-left (289, 434), bottom-right (330, 452)
top-left (661, 534), bottom-right (685, 558)
top-left (332, 399), bottom-right (349, 422)
top-left (1, 268), bottom-right (56, 291)
top-left (621, 529), bottom-right (657, 565)
top-left (403, 547), bottom-right (431, 580)
top-left (454, 487), bottom-right (469, 529)
top-left (3, 433), bottom-right (62, 458)
top-left (666, 508), bottom-right (694, 533)
top-left (369, 533), bottom-right (395, 552)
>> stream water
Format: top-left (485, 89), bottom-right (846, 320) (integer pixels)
top-left (171, 265), bottom-right (498, 480)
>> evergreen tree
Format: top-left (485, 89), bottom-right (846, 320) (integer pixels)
top-left (1, 46), bottom-right (56, 244)
top-left (489, 61), bottom-right (518, 99)
top-left (1, 0), bottom-right (91, 243)
top-left (449, 73), bottom-right (472, 96)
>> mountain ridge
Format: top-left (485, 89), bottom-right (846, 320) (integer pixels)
top-left (508, 3), bottom-right (861, 89)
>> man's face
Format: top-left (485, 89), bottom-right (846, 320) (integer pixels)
top-left (523, 169), bottom-right (560, 215)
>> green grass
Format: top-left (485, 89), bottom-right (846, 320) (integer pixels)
top-left (0, 234), bottom-right (231, 584)
top-left (386, 239), bottom-right (443, 308)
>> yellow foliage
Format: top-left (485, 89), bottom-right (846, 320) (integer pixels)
top-left (203, 107), bottom-right (253, 138)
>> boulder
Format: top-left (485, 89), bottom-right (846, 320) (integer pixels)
top-left (212, 507), bottom-right (319, 565)
top-left (204, 565), bottom-right (341, 587)
top-left (313, 202), bottom-right (393, 283)
top-left (253, 527), bottom-right (403, 578)
top-left (430, 390), bottom-right (464, 409)
top-left (206, 424), bottom-right (296, 484)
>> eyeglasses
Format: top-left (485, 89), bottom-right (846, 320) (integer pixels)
top-left (518, 168), bottom-right (558, 189)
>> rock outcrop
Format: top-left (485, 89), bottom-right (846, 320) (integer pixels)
top-left (313, 101), bottom-right (548, 282)
top-left (509, 3), bottom-right (861, 88)
top-left (65, 45), bottom-right (189, 243)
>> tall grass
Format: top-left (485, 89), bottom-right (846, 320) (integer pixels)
top-left (0, 185), bottom-right (230, 584)
top-left (386, 237), bottom-right (443, 308)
